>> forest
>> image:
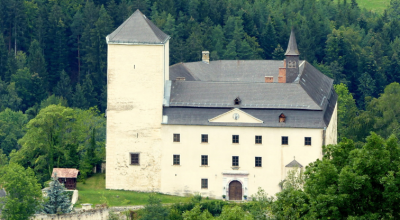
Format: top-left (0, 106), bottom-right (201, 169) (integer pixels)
top-left (1, 0), bottom-right (400, 218)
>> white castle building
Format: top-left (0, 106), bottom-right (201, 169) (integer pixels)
top-left (105, 10), bottom-right (337, 200)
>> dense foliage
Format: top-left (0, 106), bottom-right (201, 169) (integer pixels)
top-left (0, 163), bottom-right (42, 220)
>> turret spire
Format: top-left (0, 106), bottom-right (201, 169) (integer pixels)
top-left (285, 28), bottom-right (300, 56)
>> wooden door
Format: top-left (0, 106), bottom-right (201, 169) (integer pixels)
top-left (229, 181), bottom-right (242, 200)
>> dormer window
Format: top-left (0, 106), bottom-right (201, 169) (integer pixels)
top-left (279, 113), bottom-right (286, 123)
top-left (234, 97), bottom-right (241, 105)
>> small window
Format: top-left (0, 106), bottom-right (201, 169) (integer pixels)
top-left (201, 155), bottom-right (208, 166)
top-left (234, 97), bottom-right (241, 105)
top-left (173, 134), bottom-right (180, 142)
top-left (201, 179), bottom-right (208, 189)
top-left (255, 157), bottom-right (262, 167)
top-left (201, 134), bottom-right (208, 143)
top-left (130, 153), bottom-right (139, 165)
top-left (255, 135), bottom-right (262, 144)
top-left (232, 156), bottom-right (239, 166)
top-left (232, 135), bottom-right (239, 143)
top-left (282, 136), bottom-right (288, 145)
top-left (279, 113), bottom-right (286, 123)
top-left (173, 155), bottom-right (180, 165)
top-left (305, 137), bottom-right (311, 146)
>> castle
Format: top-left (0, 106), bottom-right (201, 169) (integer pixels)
top-left (105, 10), bottom-right (337, 200)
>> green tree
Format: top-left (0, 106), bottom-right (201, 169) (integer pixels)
top-left (223, 40), bottom-right (237, 60)
top-left (43, 174), bottom-right (72, 214)
top-left (53, 70), bottom-right (72, 103)
top-left (334, 83), bottom-right (358, 140)
top-left (0, 108), bottom-right (27, 155)
top-left (141, 194), bottom-right (169, 220)
top-left (0, 34), bottom-right (8, 81)
top-left (71, 83), bottom-right (87, 109)
top-left (11, 105), bottom-right (105, 184)
top-left (0, 163), bottom-right (42, 220)
top-left (27, 40), bottom-right (47, 91)
top-left (82, 74), bottom-right (97, 108)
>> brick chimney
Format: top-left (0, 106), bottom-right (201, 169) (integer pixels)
top-left (265, 76), bottom-right (273, 83)
top-left (202, 51), bottom-right (209, 64)
top-left (278, 67), bottom-right (286, 83)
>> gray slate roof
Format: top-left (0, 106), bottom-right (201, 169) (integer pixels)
top-left (107, 9), bottom-right (170, 44)
top-left (170, 60), bottom-right (284, 82)
top-left (285, 29), bottom-right (300, 56)
top-left (285, 159), bottom-right (303, 168)
top-left (163, 108), bottom-right (326, 128)
top-left (169, 81), bottom-right (321, 110)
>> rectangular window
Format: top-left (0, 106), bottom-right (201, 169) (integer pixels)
top-left (130, 153), bottom-right (139, 165)
top-left (305, 137), bottom-right (312, 146)
top-left (232, 156), bottom-right (239, 166)
top-left (282, 136), bottom-right (288, 145)
top-left (255, 157), bottom-right (262, 167)
top-left (201, 134), bottom-right (208, 143)
top-left (255, 135), bottom-right (262, 144)
top-left (173, 134), bottom-right (180, 142)
top-left (201, 179), bottom-right (208, 189)
top-left (173, 155), bottom-right (180, 165)
top-left (201, 155), bottom-right (208, 166)
top-left (232, 135), bottom-right (239, 143)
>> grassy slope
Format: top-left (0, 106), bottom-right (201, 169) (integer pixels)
top-left (357, 0), bottom-right (390, 13)
top-left (75, 174), bottom-right (189, 207)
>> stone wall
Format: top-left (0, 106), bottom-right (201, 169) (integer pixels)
top-left (31, 206), bottom-right (143, 220)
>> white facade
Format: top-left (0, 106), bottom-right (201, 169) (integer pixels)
top-left (105, 10), bottom-right (337, 200)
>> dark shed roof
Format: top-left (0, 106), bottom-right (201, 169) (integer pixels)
top-left (107, 9), bottom-right (169, 44)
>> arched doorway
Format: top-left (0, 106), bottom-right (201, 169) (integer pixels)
top-left (229, 180), bottom-right (242, 200)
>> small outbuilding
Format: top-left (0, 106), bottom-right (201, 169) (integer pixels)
top-left (52, 168), bottom-right (80, 190)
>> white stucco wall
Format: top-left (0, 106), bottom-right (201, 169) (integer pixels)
top-left (159, 124), bottom-right (324, 199)
top-left (106, 42), bottom-right (168, 191)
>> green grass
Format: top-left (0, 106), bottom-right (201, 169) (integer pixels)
top-left (357, 0), bottom-right (390, 14)
top-left (75, 173), bottom-right (189, 207)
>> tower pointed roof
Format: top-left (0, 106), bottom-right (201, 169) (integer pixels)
top-left (285, 29), bottom-right (300, 56)
top-left (285, 159), bottom-right (303, 168)
top-left (107, 9), bottom-right (170, 44)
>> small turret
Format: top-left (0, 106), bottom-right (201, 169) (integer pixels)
top-left (285, 29), bottom-right (300, 83)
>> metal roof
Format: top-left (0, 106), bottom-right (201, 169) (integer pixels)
top-left (285, 159), bottom-right (303, 168)
top-left (163, 108), bottom-right (327, 128)
top-left (285, 29), bottom-right (300, 56)
top-left (169, 81), bottom-right (321, 110)
top-left (52, 168), bottom-right (79, 178)
top-left (169, 60), bottom-right (284, 82)
top-left (107, 9), bottom-right (170, 44)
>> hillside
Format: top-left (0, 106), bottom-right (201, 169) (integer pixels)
top-left (357, 0), bottom-right (390, 13)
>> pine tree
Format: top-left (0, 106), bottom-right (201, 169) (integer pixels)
top-left (237, 39), bottom-right (253, 60)
top-left (54, 70), bottom-right (72, 103)
top-left (0, 34), bottom-right (8, 81)
top-left (5, 50), bottom-right (17, 82)
top-left (43, 174), bottom-right (72, 214)
top-left (82, 74), bottom-right (97, 108)
top-left (28, 39), bottom-right (48, 90)
top-left (272, 44), bottom-right (285, 60)
top-left (224, 40), bottom-right (237, 60)
top-left (71, 83), bottom-right (87, 109)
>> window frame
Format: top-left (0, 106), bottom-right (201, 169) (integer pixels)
top-left (173, 133), bottom-right (180, 142)
top-left (255, 157), bottom-right (262, 167)
top-left (201, 134), bottom-right (208, 143)
top-left (305, 137), bottom-right (312, 146)
top-left (282, 136), bottom-right (289, 145)
top-left (232, 135), bottom-right (239, 144)
top-left (201, 179), bottom-right (208, 189)
top-left (201, 155), bottom-right (208, 166)
top-left (130, 153), bottom-right (140, 165)
top-left (255, 135), bottom-right (262, 144)
top-left (173, 154), bottom-right (180, 165)
top-left (232, 156), bottom-right (239, 167)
